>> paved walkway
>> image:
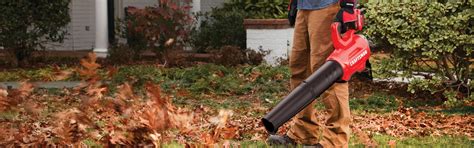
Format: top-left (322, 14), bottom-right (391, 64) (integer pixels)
top-left (0, 77), bottom-right (418, 90)
top-left (0, 81), bottom-right (82, 89)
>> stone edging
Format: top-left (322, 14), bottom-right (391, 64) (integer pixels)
top-left (243, 19), bottom-right (291, 29)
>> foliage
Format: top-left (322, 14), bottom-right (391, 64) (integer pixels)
top-left (190, 8), bottom-right (267, 66)
top-left (124, 0), bottom-right (193, 64)
top-left (191, 8), bottom-right (246, 52)
top-left (364, 1), bottom-right (473, 99)
top-left (0, 0), bottom-right (71, 67)
top-left (221, 0), bottom-right (289, 19)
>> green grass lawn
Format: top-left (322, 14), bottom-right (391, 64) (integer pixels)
top-left (153, 135), bottom-right (473, 147)
top-left (1, 64), bottom-right (472, 147)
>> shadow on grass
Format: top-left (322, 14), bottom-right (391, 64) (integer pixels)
top-left (350, 92), bottom-right (400, 113)
top-left (349, 92), bottom-right (473, 115)
top-left (439, 105), bottom-right (474, 115)
top-left (350, 134), bottom-right (473, 147)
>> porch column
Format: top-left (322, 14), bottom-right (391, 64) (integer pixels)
top-left (93, 0), bottom-right (108, 57)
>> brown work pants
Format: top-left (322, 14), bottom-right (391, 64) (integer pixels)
top-left (287, 3), bottom-right (351, 148)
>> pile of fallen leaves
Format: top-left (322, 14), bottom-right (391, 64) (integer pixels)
top-left (353, 107), bottom-right (473, 137)
top-left (351, 107), bottom-right (474, 146)
top-left (0, 53), bottom-right (240, 147)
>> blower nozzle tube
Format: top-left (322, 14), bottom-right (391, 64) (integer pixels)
top-left (262, 61), bottom-right (343, 133)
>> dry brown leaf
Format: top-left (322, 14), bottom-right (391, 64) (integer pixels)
top-left (109, 130), bottom-right (132, 145)
top-left (54, 70), bottom-right (73, 81)
top-left (222, 140), bottom-right (231, 148)
top-left (106, 66), bottom-right (118, 79)
top-left (24, 102), bottom-right (42, 115)
top-left (117, 83), bottom-right (134, 101)
top-left (353, 128), bottom-right (378, 147)
top-left (388, 140), bottom-right (396, 148)
top-left (200, 133), bottom-right (216, 146)
top-left (215, 71), bottom-right (225, 77)
top-left (77, 52), bottom-right (100, 79)
top-left (249, 71), bottom-right (262, 82)
top-left (149, 132), bottom-right (162, 146)
top-left (274, 73), bottom-right (284, 80)
top-left (0, 88), bottom-right (9, 111)
top-left (169, 109), bottom-right (194, 132)
top-left (177, 89), bottom-right (190, 97)
top-left (221, 127), bottom-right (238, 139)
top-left (165, 38), bottom-right (175, 47)
top-left (140, 107), bottom-right (169, 131)
top-left (16, 82), bottom-right (34, 98)
top-left (250, 133), bottom-right (264, 141)
top-left (145, 82), bottom-right (166, 106)
top-left (210, 110), bottom-right (233, 128)
top-left (53, 119), bottom-right (82, 144)
top-left (86, 86), bottom-right (107, 99)
top-left (51, 66), bottom-right (73, 81)
top-left (210, 110), bottom-right (234, 140)
top-left (4, 82), bottom-right (34, 108)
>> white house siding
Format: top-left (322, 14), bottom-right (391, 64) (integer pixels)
top-left (246, 28), bottom-right (294, 65)
top-left (200, 0), bottom-right (224, 12)
top-left (47, 0), bottom-right (95, 51)
top-left (69, 0), bottom-right (96, 51)
top-left (123, 0), bottom-right (157, 8)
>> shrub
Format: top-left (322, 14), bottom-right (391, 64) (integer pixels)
top-left (0, 0), bottom-right (71, 67)
top-left (364, 1), bottom-right (473, 99)
top-left (191, 9), bottom-right (246, 53)
top-left (221, 0), bottom-right (289, 19)
top-left (114, 10), bottom-right (148, 60)
top-left (124, 0), bottom-right (193, 64)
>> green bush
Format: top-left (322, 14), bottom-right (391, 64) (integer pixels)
top-left (221, 0), bottom-right (289, 19)
top-left (0, 0), bottom-right (71, 67)
top-left (113, 9), bottom-right (149, 60)
top-left (191, 8), bottom-right (246, 52)
top-left (364, 1), bottom-right (473, 99)
top-left (122, 0), bottom-right (193, 63)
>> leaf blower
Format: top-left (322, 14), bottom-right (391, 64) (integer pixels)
top-left (262, 0), bottom-right (370, 134)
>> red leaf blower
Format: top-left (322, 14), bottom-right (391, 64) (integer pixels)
top-left (262, 0), bottom-right (370, 134)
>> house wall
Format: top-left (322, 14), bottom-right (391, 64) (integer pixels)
top-left (247, 28), bottom-right (294, 65)
top-left (69, 0), bottom-right (96, 51)
top-left (49, 0), bottom-right (221, 51)
top-left (200, 0), bottom-right (224, 12)
top-left (47, 0), bottom-right (95, 51)
top-left (123, 0), bottom-right (157, 8)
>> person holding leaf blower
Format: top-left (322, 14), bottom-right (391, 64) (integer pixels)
top-left (267, 0), bottom-right (358, 147)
